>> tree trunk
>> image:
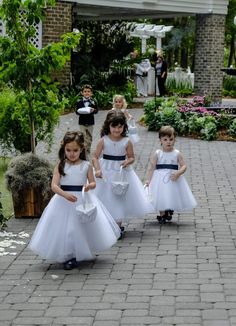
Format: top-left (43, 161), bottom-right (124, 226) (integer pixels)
top-left (227, 33), bottom-right (235, 67)
top-left (30, 116), bottom-right (36, 154)
top-left (28, 80), bottom-right (36, 154)
top-left (181, 47), bottom-right (188, 69)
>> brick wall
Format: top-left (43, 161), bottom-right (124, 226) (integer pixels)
top-left (42, 1), bottom-right (73, 86)
top-left (194, 14), bottom-right (226, 103)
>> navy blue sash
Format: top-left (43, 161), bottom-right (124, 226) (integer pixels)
top-left (103, 154), bottom-right (126, 161)
top-left (60, 185), bottom-right (83, 191)
top-left (156, 164), bottom-right (178, 170)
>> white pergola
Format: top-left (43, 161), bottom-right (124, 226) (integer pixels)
top-left (129, 23), bottom-right (173, 53)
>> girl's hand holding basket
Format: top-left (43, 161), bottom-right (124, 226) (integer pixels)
top-left (95, 169), bottom-right (103, 178)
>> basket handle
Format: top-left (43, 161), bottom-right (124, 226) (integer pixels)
top-left (119, 165), bottom-right (125, 181)
top-left (81, 186), bottom-right (86, 209)
top-left (128, 118), bottom-right (135, 128)
top-left (144, 183), bottom-right (150, 194)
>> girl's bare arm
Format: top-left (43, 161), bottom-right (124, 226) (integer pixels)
top-left (124, 109), bottom-right (133, 120)
top-left (92, 138), bottom-right (104, 178)
top-left (170, 152), bottom-right (187, 181)
top-left (84, 164), bottom-right (96, 191)
top-left (122, 140), bottom-right (135, 168)
top-left (145, 153), bottom-right (158, 185)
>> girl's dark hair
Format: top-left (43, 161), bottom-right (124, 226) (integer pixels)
top-left (58, 131), bottom-right (86, 176)
top-left (159, 125), bottom-right (177, 139)
top-left (100, 109), bottom-right (128, 137)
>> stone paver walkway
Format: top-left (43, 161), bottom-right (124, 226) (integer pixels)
top-left (0, 106), bottom-right (236, 326)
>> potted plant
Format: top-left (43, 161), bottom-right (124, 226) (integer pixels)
top-left (5, 153), bottom-right (53, 218)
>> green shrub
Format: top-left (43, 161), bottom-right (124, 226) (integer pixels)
top-left (157, 107), bottom-right (184, 131)
top-left (142, 96), bottom-right (235, 141)
top-left (166, 76), bottom-right (193, 97)
top-left (0, 87), bottom-right (62, 153)
top-left (216, 112), bottom-right (232, 129)
top-left (0, 192), bottom-right (6, 228)
top-left (0, 157), bottom-right (13, 225)
top-left (143, 98), bottom-right (163, 126)
top-left (229, 118), bottom-right (236, 137)
top-left (93, 90), bottom-right (113, 109)
top-left (200, 121), bottom-right (217, 141)
top-left (187, 114), bottom-right (217, 140)
top-left (5, 153), bottom-right (53, 204)
top-left (223, 75), bottom-right (236, 97)
top-left (61, 86), bottom-right (81, 113)
top-left (187, 114), bottom-right (205, 134)
top-left (144, 97), bottom-right (186, 134)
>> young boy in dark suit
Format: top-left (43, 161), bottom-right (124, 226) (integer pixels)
top-left (76, 84), bottom-right (98, 154)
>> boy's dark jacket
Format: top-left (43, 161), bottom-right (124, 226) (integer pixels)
top-left (76, 98), bottom-right (98, 125)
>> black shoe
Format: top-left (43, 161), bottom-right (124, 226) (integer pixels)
top-left (157, 215), bottom-right (162, 222)
top-left (165, 210), bottom-right (174, 221)
top-left (63, 258), bottom-right (77, 270)
top-left (165, 216), bottom-right (172, 221)
top-left (118, 226), bottom-right (125, 240)
top-left (165, 210), bottom-right (174, 215)
top-left (160, 217), bottom-right (167, 224)
top-left (157, 216), bottom-right (166, 224)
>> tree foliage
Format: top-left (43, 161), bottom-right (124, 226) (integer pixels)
top-left (72, 20), bottom-right (134, 89)
top-left (0, 0), bottom-right (82, 153)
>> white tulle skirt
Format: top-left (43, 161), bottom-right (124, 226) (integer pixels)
top-left (149, 169), bottom-right (197, 212)
top-left (94, 167), bottom-right (154, 222)
top-left (29, 191), bottom-right (120, 263)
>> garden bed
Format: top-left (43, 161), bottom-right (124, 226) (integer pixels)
top-left (142, 96), bottom-right (236, 141)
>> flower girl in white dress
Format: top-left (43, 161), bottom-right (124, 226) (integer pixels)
top-left (29, 131), bottom-right (120, 270)
top-left (110, 95), bottom-right (139, 144)
top-left (111, 94), bottom-right (133, 120)
top-left (92, 110), bottom-right (153, 238)
top-left (146, 125), bottom-right (197, 224)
